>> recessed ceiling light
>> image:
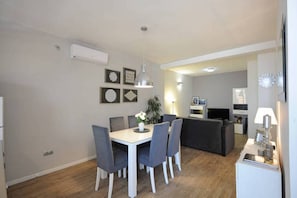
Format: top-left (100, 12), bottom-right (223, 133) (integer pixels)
top-left (203, 67), bottom-right (216, 72)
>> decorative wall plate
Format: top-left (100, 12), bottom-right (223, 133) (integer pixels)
top-left (100, 87), bottom-right (120, 103)
top-left (105, 69), bottom-right (120, 84)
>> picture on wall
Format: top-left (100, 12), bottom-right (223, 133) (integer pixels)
top-left (276, 15), bottom-right (287, 102)
top-left (105, 69), bottom-right (121, 84)
top-left (123, 89), bottom-right (138, 102)
top-left (100, 87), bottom-right (120, 103)
top-left (280, 16), bottom-right (287, 102)
top-left (191, 96), bottom-right (199, 105)
top-left (123, 67), bottom-right (136, 85)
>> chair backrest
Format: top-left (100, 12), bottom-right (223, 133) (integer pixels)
top-left (167, 119), bottom-right (183, 157)
top-left (149, 122), bottom-right (170, 167)
top-left (163, 114), bottom-right (176, 126)
top-left (128, 115), bottom-right (138, 128)
top-left (109, 116), bottom-right (125, 132)
top-left (92, 125), bottom-right (114, 172)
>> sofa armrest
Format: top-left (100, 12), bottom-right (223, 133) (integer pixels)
top-left (221, 121), bottom-right (235, 156)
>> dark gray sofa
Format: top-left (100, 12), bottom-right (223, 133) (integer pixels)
top-left (180, 117), bottom-right (234, 156)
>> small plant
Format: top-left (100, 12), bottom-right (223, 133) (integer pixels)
top-left (145, 96), bottom-right (162, 124)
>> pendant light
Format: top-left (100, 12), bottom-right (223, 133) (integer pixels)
top-left (134, 26), bottom-right (154, 88)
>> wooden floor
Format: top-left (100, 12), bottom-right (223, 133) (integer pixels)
top-left (7, 134), bottom-right (247, 198)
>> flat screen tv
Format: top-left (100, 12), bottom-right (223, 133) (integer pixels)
top-left (207, 108), bottom-right (230, 120)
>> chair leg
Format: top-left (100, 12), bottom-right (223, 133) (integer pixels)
top-left (168, 156), bottom-right (174, 179)
top-left (149, 167), bottom-right (156, 193)
top-left (175, 152), bottom-right (181, 171)
top-left (146, 166), bottom-right (150, 173)
top-left (118, 170), bottom-right (122, 178)
top-left (123, 167), bottom-right (127, 178)
top-left (108, 173), bottom-right (114, 198)
top-left (139, 163), bottom-right (144, 170)
top-left (162, 161), bottom-right (169, 184)
top-left (95, 167), bottom-right (101, 191)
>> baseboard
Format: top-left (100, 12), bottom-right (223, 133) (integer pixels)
top-left (7, 155), bottom-right (96, 187)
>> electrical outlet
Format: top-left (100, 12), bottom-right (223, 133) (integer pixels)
top-left (43, 150), bottom-right (54, 156)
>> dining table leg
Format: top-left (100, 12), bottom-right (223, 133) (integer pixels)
top-left (128, 144), bottom-right (137, 198)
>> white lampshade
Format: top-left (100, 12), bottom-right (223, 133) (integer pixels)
top-left (254, 107), bottom-right (278, 125)
top-left (134, 64), bottom-right (153, 88)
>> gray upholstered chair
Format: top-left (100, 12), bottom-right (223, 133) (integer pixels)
top-left (109, 116), bottom-right (125, 132)
top-left (163, 114), bottom-right (176, 126)
top-left (92, 125), bottom-right (127, 198)
top-left (128, 115), bottom-right (138, 128)
top-left (167, 119), bottom-right (183, 178)
top-left (109, 116), bottom-right (127, 177)
top-left (138, 122), bottom-right (170, 193)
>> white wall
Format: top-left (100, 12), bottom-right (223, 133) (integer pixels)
top-left (257, 52), bottom-right (277, 108)
top-left (163, 70), bottom-right (192, 117)
top-left (192, 71), bottom-right (247, 120)
top-left (247, 60), bottom-right (258, 138)
top-left (0, 21), bottom-right (163, 184)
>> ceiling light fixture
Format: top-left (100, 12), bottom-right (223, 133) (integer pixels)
top-left (134, 26), bottom-right (153, 88)
top-left (203, 67), bottom-right (216, 73)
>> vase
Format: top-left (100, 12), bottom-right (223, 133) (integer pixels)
top-left (138, 122), bottom-right (144, 131)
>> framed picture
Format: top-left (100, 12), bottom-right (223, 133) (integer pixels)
top-left (199, 98), bottom-right (207, 105)
top-left (105, 69), bottom-right (120, 84)
top-left (123, 67), bottom-right (136, 85)
top-left (278, 16), bottom-right (287, 102)
top-left (192, 96), bottom-right (199, 105)
top-left (123, 89), bottom-right (138, 102)
top-left (100, 87), bottom-right (120, 103)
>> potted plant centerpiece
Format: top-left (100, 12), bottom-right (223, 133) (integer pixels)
top-left (135, 111), bottom-right (146, 131)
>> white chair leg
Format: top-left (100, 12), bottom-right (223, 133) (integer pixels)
top-left (146, 166), bottom-right (150, 173)
top-left (139, 163), bottom-right (144, 170)
top-left (108, 173), bottom-right (114, 198)
top-left (149, 167), bottom-right (156, 193)
top-left (123, 167), bottom-right (127, 178)
top-left (168, 156), bottom-right (174, 179)
top-left (175, 152), bottom-right (181, 171)
top-left (95, 167), bottom-right (101, 191)
top-left (100, 168), bottom-right (107, 179)
top-left (162, 161), bottom-right (169, 184)
top-left (118, 170), bottom-right (122, 178)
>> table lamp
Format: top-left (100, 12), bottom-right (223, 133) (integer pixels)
top-left (254, 107), bottom-right (278, 160)
top-left (254, 107), bottom-right (278, 140)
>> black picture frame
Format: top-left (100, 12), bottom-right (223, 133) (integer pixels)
top-left (278, 16), bottom-right (287, 102)
top-left (123, 67), bottom-right (136, 85)
top-left (105, 69), bottom-right (121, 84)
top-left (100, 87), bottom-right (120, 103)
top-left (192, 96), bottom-right (199, 105)
top-left (123, 89), bottom-right (138, 102)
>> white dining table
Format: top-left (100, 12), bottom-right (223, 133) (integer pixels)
top-left (109, 124), bottom-right (155, 198)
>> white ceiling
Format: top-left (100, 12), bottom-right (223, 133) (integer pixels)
top-left (0, 0), bottom-right (278, 76)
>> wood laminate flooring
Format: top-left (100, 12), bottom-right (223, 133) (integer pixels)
top-left (7, 134), bottom-right (247, 198)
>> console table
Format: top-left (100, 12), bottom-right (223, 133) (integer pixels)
top-left (235, 138), bottom-right (282, 198)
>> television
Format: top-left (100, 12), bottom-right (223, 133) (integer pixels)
top-left (207, 108), bottom-right (230, 120)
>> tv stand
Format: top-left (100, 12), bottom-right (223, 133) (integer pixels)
top-left (189, 105), bottom-right (206, 119)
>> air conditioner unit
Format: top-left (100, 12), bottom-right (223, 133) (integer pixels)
top-left (70, 44), bottom-right (108, 65)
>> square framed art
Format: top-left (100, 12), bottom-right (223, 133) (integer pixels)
top-left (123, 67), bottom-right (136, 85)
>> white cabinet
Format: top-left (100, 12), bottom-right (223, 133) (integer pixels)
top-left (189, 105), bottom-right (206, 119)
top-left (236, 139), bottom-right (281, 198)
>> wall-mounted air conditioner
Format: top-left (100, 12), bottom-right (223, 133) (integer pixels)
top-left (70, 44), bottom-right (108, 65)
